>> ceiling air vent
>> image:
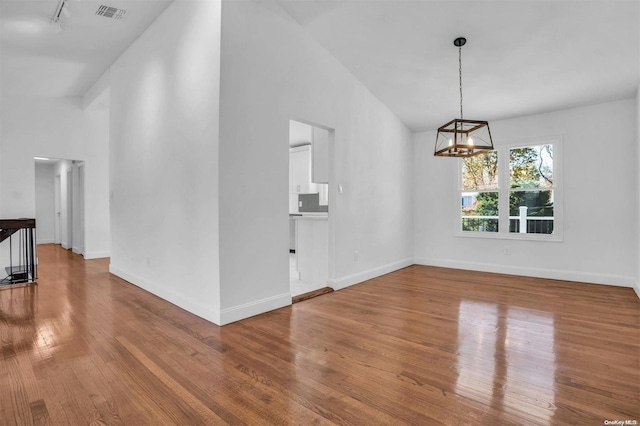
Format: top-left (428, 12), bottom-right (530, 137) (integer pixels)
top-left (95, 5), bottom-right (126, 20)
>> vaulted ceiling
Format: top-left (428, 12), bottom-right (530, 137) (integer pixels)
top-left (276, 0), bottom-right (640, 131)
top-left (0, 0), bottom-right (172, 97)
top-left (1, 0), bottom-right (638, 131)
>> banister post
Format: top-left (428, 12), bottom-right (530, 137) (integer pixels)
top-left (519, 206), bottom-right (528, 233)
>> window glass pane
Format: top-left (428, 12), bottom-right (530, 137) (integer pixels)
top-left (509, 190), bottom-right (554, 234)
top-left (509, 145), bottom-right (553, 188)
top-left (462, 151), bottom-right (498, 190)
top-left (461, 191), bottom-right (498, 232)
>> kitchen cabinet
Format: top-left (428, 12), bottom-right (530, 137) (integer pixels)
top-left (289, 217), bottom-right (296, 252)
top-left (294, 215), bottom-right (328, 286)
top-left (318, 183), bottom-right (328, 206)
top-left (290, 145), bottom-right (318, 213)
top-left (289, 145), bottom-right (317, 194)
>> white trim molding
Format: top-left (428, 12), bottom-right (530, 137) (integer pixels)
top-left (219, 293), bottom-right (292, 326)
top-left (328, 257), bottom-right (414, 291)
top-left (84, 250), bottom-right (111, 260)
top-left (633, 281), bottom-right (640, 299)
top-left (414, 257), bottom-right (636, 289)
top-left (109, 264), bottom-right (222, 325)
top-left (109, 264), bottom-right (293, 326)
top-left (456, 136), bottom-right (563, 242)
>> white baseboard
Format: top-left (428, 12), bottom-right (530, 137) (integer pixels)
top-left (328, 257), bottom-right (414, 291)
top-left (219, 293), bottom-right (292, 326)
top-left (109, 264), bottom-right (222, 325)
top-left (84, 250), bottom-right (110, 260)
top-left (108, 264), bottom-right (292, 326)
top-left (72, 246), bottom-right (83, 255)
top-left (37, 239), bottom-right (54, 245)
top-left (61, 242), bottom-right (70, 250)
top-left (414, 257), bottom-right (636, 289)
top-left (633, 281), bottom-right (640, 299)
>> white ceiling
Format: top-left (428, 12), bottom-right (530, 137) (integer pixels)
top-left (1, 0), bottom-right (638, 132)
top-left (276, 0), bottom-right (640, 131)
top-left (0, 0), bottom-right (173, 97)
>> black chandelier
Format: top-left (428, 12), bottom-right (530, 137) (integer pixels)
top-left (434, 37), bottom-right (493, 158)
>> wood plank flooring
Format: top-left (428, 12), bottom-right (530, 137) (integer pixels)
top-left (1, 244), bottom-right (638, 425)
top-left (292, 287), bottom-right (334, 304)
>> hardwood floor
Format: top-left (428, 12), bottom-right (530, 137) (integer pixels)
top-left (292, 287), bottom-right (334, 304)
top-left (1, 244), bottom-right (638, 425)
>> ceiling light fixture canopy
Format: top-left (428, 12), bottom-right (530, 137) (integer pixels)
top-left (51, 0), bottom-right (68, 32)
top-left (434, 37), bottom-right (493, 158)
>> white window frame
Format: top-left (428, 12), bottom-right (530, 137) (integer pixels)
top-left (455, 136), bottom-right (563, 242)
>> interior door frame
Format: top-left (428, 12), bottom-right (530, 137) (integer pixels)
top-left (288, 118), bottom-right (335, 291)
top-left (66, 168), bottom-right (73, 250)
top-left (54, 173), bottom-right (61, 245)
top-left (75, 162), bottom-right (85, 255)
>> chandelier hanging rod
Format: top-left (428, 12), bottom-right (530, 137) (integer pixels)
top-left (455, 37), bottom-right (465, 120)
top-left (433, 36), bottom-right (494, 158)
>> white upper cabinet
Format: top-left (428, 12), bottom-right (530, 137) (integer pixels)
top-left (289, 145), bottom-right (317, 194)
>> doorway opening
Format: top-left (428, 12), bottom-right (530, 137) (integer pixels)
top-left (35, 158), bottom-right (85, 256)
top-left (288, 119), bottom-right (333, 299)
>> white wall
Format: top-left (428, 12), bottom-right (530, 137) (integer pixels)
top-left (83, 106), bottom-right (110, 259)
top-left (218, 1), bottom-right (414, 322)
top-left (109, 0), bottom-right (222, 323)
top-left (414, 98), bottom-right (638, 289)
top-left (0, 97), bottom-right (83, 218)
top-left (636, 88), bottom-right (640, 298)
top-left (34, 163), bottom-right (55, 244)
top-left (0, 96), bottom-right (110, 260)
top-left (289, 120), bottom-right (312, 146)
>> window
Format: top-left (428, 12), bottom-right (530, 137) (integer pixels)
top-left (508, 145), bottom-right (554, 234)
top-left (461, 151), bottom-right (498, 232)
top-left (457, 139), bottom-right (562, 241)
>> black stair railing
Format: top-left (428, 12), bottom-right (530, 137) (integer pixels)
top-left (0, 219), bottom-right (37, 286)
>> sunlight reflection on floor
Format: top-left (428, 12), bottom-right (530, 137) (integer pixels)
top-left (456, 300), bottom-right (556, 424)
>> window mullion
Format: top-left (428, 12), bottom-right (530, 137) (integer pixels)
top-left (498, 146), bottom-right (509, 234)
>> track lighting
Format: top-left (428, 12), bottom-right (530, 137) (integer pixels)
top-left (50, 0), bottom-right (68, 32)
